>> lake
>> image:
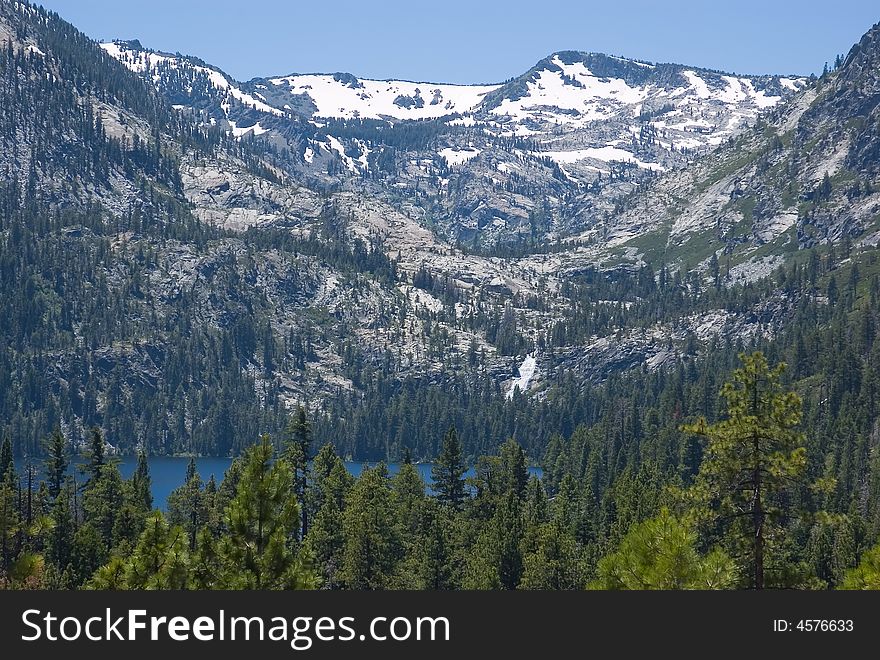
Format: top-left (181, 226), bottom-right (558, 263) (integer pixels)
top-left (16, 456), bottom-right (542, 510)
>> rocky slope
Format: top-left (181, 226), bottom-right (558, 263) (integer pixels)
top-left (100, 40), bottom-right (805, 245)
top-left (3, 1), bottom-right (880, 457)
top-left (561, 21), bottom-right (880, 286)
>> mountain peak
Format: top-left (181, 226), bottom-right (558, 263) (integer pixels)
top-left (843, 20), bottom-right (880, 69)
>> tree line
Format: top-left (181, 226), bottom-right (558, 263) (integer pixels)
top-left (3, 355), bottom-right (880, 590)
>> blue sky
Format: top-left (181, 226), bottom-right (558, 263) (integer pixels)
top-left (40, 0), bottom-right (879, 83)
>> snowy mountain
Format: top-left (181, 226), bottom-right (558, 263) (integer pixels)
top-left (100, 40), bottom-right (805, 245)
top-left (100, 41), bottom-right (281, 117)
top-left (261, 73), bottom-right (497, 120)
top-left (6, 0), bottom-right (880, 462)
top-left (571, 20), bottom-right (880, 283)
top-left (257, 51), bottom-right (803, 172)
top-left (98, 40), bottom-right (287, 137)
top-left (480, 52), bottom-right (801, 169)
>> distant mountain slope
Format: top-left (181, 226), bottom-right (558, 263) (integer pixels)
top-left (0, 3), bottom-right (562, 456)
top-left (0, 4), bottom-right (181, 212)
top-left (101, 39), bottom-right (804, 246)
top-left (263, 72), bottom-right (498, 120)
top-left (568, 21), bottom-right (880, 284)
top-left (8, 0), bottom-right (880, 468)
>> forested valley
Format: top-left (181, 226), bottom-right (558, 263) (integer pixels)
top-left (3, 2), bottom-right (880, 591)
top-left (4, 345), bottom-right (880, 590)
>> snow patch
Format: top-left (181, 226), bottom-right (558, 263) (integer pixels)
top-left (741, 79), bottom-right (780, 109)
top-left (543, 146), bottom-right (665, 171)
top-left (448, 116), bottom-right (478, 127)
top-left (326, 135), bottom-right (357, 172)
top-left (682, 71), bottom-right (710, 99)
top-left (439, 147), bottom-right (481, 166)
top-left (229, 121), bottom-right (268, 138)
top-left (507, 355), bottom-right (537, 399)
top-left (268, 74), bottom-right (497, 120)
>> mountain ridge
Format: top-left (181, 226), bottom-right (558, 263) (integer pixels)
top-left (100, 37), bottom-right (806, 249)
top-left (2, 0), bottom-right (880, 465)
top-left (103, 39), bottom-right (807, 91)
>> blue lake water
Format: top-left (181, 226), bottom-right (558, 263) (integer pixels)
top-left (20, 456), bottom-right (542, 510)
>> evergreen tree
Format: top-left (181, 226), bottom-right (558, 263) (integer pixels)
top-left (520, 521), bottom-right (583, 590)
top-left (89, 512), bottom-right (188, 590)
top-left (392, 462), bottom-right (426, 537)
top-left (81, 461), bottom-right (125, 553)
top-left (0, 438), bottom-right (12, 484)
top-left (44, 429), bottom-right (68, 500)
top-left (47, 480), bottom-right (75, 585)
top-left (839, 543), bottom-right (880, 589)
top-left (683, 352), bottom-right (807, 589)
top-left (590, 509), bottom-right (735, 590)
top-left (304, 453), bottom-right (353, 589)
top-left (71, 522), bottom-right (107, 588)
top-left (130, 450), bottom-right (153, 512)
top-left (83, 427), bottom-right (106, 487)
top-left (463, 491), bottom-right (524, 589)
top-left (215, 436), bottom-right (314, 589)
top-left (167, 458), bottom-right (205, 551)
top-left (415, 500), bottom-right (455, 589)
top-left (341, 464), bottom-right (400, 589)
top-left (0, 465), bottom-right (21, 579)
top-left (499, 438), bottom-right (529, 500)
top-left (189, 528), bottom-right (220, 589)
top-left (282, 406), bottom-right (312, 538)
top-left (432, 427), bottom-right (466, 509)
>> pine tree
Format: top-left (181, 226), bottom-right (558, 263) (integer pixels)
top-left (215, 436), bottom-right (314, 589)
top-left (463, 490), bottom-right (524, 589)
top-left (47, 480), bottom-right (75, 582)
top-left (81, 460), bottom-right (125, 553)
top-left (283, 406), bottom-right (312, 537)
top-left (90, 512), bottom-right (188, 590)
top-left (495, 492), bottom-right (524, 589)
top-left (499, 438), bottom-right (529, 499)
top-left (304, 452), bottom-right (353, 588)
top-left (167, 458), bottom-right (204, 551)
top-left (392, 462), bottom-right (426, 537)
top-left (341, 464), bottom-right (400, 589)
top-left (839, 542), bottom-right (880, 589)
top-left (130, 450), bottom-right (153, 512)
top-left (71, 521), bottom-right (106, 588)
top-left (683, 352), bottom-right (807, 589)
top-left (416, 500), bottom-right (455, 589)
top-left (0, 465), bottom-right (21, 579)
top-left (520, 521), bottom-right (583, 590)
top-left (83, 427), bottom-right (106, 487)
top-left (44, 429), bottom-right (68, 500)
top-left (432, 427), bottom-right (466, 509)
top-left (0, 438), bottom-right (13, 484)
top-left (590, 509), bottom-right (735, 590)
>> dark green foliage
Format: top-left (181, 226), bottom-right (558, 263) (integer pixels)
top-left (683, 353), bottom-right (808, 589)
top-left (282, 407), bottom-right (312, 537)
top-left (213, 436), bottom-right (313, 589)
top-left (431, 427), bottom-right (466, 508)
top-left (590, 509), bottom-right (735, 590)
top-left (43, 430), bottom-right (68, 500)
top-left (340, 464), bottom-right (400, 589)
top-left (304, 443), bottom-right (353, 589)
top-left (130, 450), bottom-right (153, 512)
top-left (166, 458), bottom-right (205, 551)
top-left (0, 438), bottom-right (12, 484)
